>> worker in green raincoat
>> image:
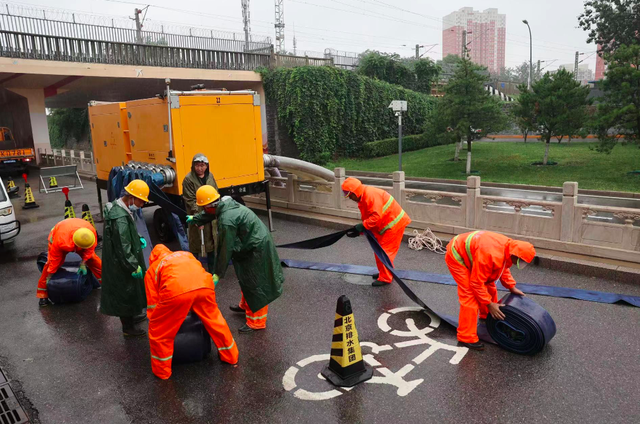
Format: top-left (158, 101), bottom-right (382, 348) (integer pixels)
top-left (101, 179), bottom-right (149, 337)
top-left (187, 186), bottom-right (284, 333)
top-left (182, 153), bottom-right (218, 272)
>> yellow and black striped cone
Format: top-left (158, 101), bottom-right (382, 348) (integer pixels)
top-left (49, 176), bottom-right (58, 188)
top-left (6, 177), bottom-right (18, 197)
top-left (81, 204), bottom-right (95, 228)
top-left (22, 182), bottom-right (39, 209)
top-left (321, 295), bottom-right (372, 387)
top-left (64, 200), bottom-right (75, 219)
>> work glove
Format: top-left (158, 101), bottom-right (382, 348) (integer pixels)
top-left (212, 274), bottom-right (220, 287)
top-left (77, 263), bottom-right (87, 276)
top-left (354, 223), bottom-right (365, 233)
top-left (45, 276), bottom-right (51, 285)
top-left (346, 227), bottom-right (360, 238)
top-left (186, 215), bottom-right (194, 225)
top-left (131, 266), bottom-right (144, 279)
top-left (139, 236), bottom-right (147, 249)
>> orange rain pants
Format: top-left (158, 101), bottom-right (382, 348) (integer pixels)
top-left (239, 292), bottom-right (268, 329)
top-left (37, 218), bottom-right (102, 299)
top-left (146, 245), bottom-right (238, 379)
top-left (444, 231), bottom-right (536, 343)
top-left (341, 177), bottom-right (412, 284)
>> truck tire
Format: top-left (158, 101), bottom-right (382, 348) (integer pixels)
top-left (153, 208), bottom-right (175, 243)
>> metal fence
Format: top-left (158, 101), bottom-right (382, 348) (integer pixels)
top-left (0, 30), bottom-right (271, 70)
top-left (38, 148), bottom-right (95, 174)
top-left (0, 8), bottom-right (272, 53)
top-left (274, 53), bottom-right (333, 68)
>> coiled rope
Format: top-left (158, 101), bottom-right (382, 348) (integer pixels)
top-left (408, 228), bottom-right (447, 255)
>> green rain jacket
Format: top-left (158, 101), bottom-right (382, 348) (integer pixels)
top-left (100, 201), bottom-right (147, 317)
top-left (192, 198), bottom-right (284, 312)
top-left (182, 170), bottom-right (218, 256)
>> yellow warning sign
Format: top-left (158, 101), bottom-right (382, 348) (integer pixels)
top-left (331, 312), bottom-right (363, 367)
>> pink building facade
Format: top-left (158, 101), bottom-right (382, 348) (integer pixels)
top-left (595, 45), bottom-right (606, 80)
top-left (442, 7), bottom-right (506, 74)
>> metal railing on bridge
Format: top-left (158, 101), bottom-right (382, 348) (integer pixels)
top-left (0, 30), bottom-right (271, 70)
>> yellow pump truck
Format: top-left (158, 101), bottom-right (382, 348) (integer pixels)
top-left (88, 80), bottom-right (272, 241)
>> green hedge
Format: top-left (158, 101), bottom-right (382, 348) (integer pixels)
top-left (362, 133), bottom-right (451, 158)
top-left (260, 66), bottom-right (437, 164)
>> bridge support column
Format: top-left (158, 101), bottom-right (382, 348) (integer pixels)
top-left (8, 88), bottom-right (51, 164)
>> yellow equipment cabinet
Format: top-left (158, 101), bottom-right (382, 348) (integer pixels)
top-left (88, 102), bottom-right (131, 181)
top-left (89, 88), bottom-right (272, 236)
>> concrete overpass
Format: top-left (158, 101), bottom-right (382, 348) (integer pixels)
top-left (0, 56), bottom-right (267, 157)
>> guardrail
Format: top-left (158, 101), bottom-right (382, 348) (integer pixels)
top-left (274, 53), bottom-right (333, 68)
top-left (246, 168), bottom-right (640, 264)
top-left (0, 30), bottom-right (271, 70)
top-left (38, 148), bottom-right (95, 174)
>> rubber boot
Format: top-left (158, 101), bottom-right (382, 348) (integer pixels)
top-left (229, 305), bottom-right (244, 313)
top-left (39, 298), bottom-right (53, 307)
top-left (120, 317), bottom-right (146, 337)
top-left (133, 311), bottom-right (147, 324)
top-left (458, 341), bottom-right (484, 351)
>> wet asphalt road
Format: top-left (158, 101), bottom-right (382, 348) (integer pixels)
top-left (1, 174), bottom-right (639, 424)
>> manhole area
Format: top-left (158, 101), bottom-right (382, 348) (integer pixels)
top-left (0, 383), bottom-right (29, 424)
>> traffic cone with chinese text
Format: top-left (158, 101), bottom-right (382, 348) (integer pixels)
top-left (49, 176), bottom-right (58, 189)
top-left (6, 176), bottom-right (19, 197)
top-left (321, 295), bottom-right (372, 387)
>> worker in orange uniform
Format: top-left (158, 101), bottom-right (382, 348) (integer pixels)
top-left (145, 244), bottom-right (238, 379)
top-left (342, 177), bottom-right (411, 287)
top-left (37, 218), bottom-right (101, 307)
top-left (445, 231), bottom-right (536, 350)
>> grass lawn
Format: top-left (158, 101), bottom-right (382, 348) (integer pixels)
top-left (327, 142), bottom-right (640, 192)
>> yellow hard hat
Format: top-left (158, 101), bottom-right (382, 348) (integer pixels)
top-left (73, 228), bottom-right (96, 249)
top-left (196, 185), bottom-right (221, 207)
top-left (124, 179), bottom-right (150, 202)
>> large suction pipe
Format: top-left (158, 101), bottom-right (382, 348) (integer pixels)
top-left (263, 154), bottom-right (335, 182)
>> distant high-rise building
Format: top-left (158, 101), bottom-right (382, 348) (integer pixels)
top-left (555, 63), bottom-right (594, 83)
top-left (442, 7), bottom-right (506, 74)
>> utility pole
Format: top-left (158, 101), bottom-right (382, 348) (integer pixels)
top-left (522, 20), bottom-right (532, 89)
top-left (242, 0), bottom-right (250, 51)
top-left (461, 30), bottom-right (467, 59)
top-left (537, 59), bottom-right (541, 79)
top-left (274, 0), bottom-right (285, 54)
top-left (574, 51), bottom-right (579, 80)
top-left (133, 8), bottom-right (143, 44)
top-left (293, 23), bottom-right (297, 55)
top-left (415, 44), bottom-right (420, 59)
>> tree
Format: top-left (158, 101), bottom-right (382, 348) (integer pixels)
top-left (356, 51), bottom-right (415, 89)
top-left (517, 69), bottom-right (591, 165)
top-left (578, 0), bottom-right (640, 55)
top-left (511, 85), bottom-right (537, 142)
top-left (440, 58), bottom-right (507, 174)
top-left (47, 108), bottom-right (91, 149)
top-left (593, 43), bottom-right (640, 153)
top-left (413, 58), bottom-right (441, 94)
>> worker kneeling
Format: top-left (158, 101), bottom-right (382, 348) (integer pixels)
top-left (145, 244), bottom-right (238, 379)
top-left (37, 218), bottom-right (101, 307)
top-left (445, 231), bottom-right (535, 350)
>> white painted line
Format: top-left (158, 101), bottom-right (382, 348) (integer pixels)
top-left (297, 354), bottom-right (330, 368)
top-left (378, 313), bottom-right (392, 332)
top-left (361, 341), bottom-right (393, 354)
top-left (282, 367), bottom-right (298, 391)
top-left (294, 388), bottom-right (343, 401)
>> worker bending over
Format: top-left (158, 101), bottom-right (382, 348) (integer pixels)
top-left (182, 153), bottom-right (218, 272)
top-left (101, 179), bottom-right (149, 337)
top-left (37, 218), bottom-right (101, 307)
top-left (187, 186), bottom-right (284, 333)
top-left (145, 244), bottom-right (238, 379)
top-left (445, 231), bottom-right (535, 350)
top-left (342, 177), bottom-right (411, 286)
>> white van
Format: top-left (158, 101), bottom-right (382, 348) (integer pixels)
top-left (0, 177), bottom-right (20, 245)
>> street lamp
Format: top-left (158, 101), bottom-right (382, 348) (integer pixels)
top-left (522, 20), bottom-right (532, 89)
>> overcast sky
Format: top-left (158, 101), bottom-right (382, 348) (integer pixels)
top-left (9, 0), bottom-right (598, 71)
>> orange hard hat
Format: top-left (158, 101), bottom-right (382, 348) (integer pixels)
top-left (124, 179), bottom-right (150, 202)
top-left (196, 185), bottom-right (221, 207)
top-left (73, 228), bottom-right (96, 249)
